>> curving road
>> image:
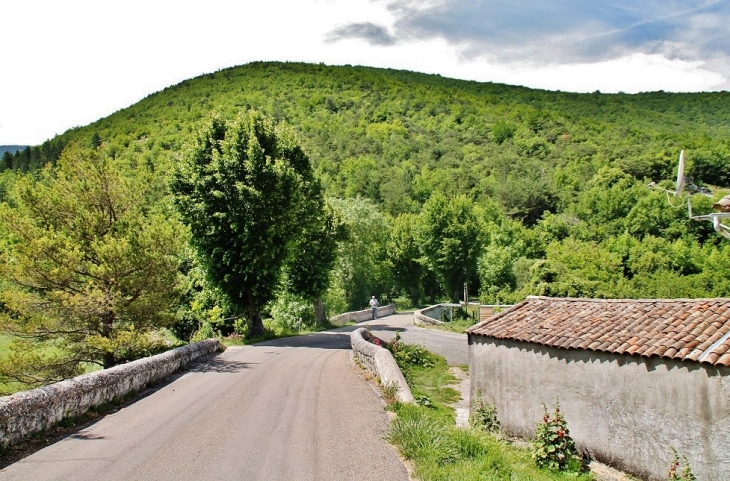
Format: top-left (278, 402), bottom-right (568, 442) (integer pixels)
top-left (1, 312), bottom-right (467, 481)
top-left (362, 312), bottom-right (469, 367)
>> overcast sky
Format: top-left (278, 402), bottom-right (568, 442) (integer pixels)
top-left (2, 0), bottom-right (729, 146)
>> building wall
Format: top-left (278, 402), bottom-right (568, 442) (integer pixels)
top-left (468, 336), bottom-right (730, 481)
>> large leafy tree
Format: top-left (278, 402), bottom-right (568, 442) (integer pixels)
top-left (387, 213), bottom-right (425, 306)
top-left (285, 200), bottom-right (348, 326)
top-left (419, 192), bottom-right (483, 302)
top-left (0, 147), bottom-right (183, 387)
top-left (328, 197), bottom-right (392, 311)
top-left (171, 111), bottom-right (319, 337)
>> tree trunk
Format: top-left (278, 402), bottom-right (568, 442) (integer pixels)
top-left (408, 286), bottom-right (420, 307)
top-left (102, 312), bottom-right (116, 369)
top-left (103, 352), bottom-right (116, 369)
top-left (247, 309), bottom-right (265, 338)
top-left (451, 286), bottom-right (461, 304)
top-left (314, 298), bottom-right (326, 327)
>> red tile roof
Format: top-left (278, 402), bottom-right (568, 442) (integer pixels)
top-left (466, 296), bottom-right (730, 366)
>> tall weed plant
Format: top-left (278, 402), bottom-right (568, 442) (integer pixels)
top-left (532, 402), bottom-right (578, 471)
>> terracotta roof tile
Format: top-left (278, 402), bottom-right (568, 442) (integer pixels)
top-left (466, 296), bottom-right (730, 366)
top-left (718, 353), bottom-right (730, 366)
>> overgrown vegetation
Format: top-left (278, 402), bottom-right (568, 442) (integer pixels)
top-left (384, 343), bottom-right (593, 480)
top-left (469, 391), bottom-right (500, 432)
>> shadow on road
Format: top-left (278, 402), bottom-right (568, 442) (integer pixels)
top-left (255, 331), bottom-right (353, 350)
top-left (69, 432), bottom-right (106, 441)
top-left (188, 358), bottom-right (256, 373)
top-left (361, 324), bottom-right (404, 332)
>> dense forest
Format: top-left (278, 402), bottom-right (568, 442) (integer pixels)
top-left (2, 62), bottom-right (730, 388)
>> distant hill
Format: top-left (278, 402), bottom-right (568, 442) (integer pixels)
top-left (0, 145), bottom-right (28, 156)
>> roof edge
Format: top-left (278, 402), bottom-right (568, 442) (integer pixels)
top-left (525, 295), bottom-right (730, 303)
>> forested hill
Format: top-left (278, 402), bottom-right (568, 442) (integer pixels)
top-left (3, 61), bottom-right (730, 303)
top-left (5, 62), bottom-right (730, 217)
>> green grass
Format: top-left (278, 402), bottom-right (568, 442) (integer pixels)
top-left (386, 345), bottom-right (594, 481)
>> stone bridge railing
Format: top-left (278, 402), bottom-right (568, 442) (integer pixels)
top-left (350, 327), bottom-right (413, 403)
top-left (329, 304), bottom-right (396, 326)
top-left (0, 339), bottom-right (222, 448)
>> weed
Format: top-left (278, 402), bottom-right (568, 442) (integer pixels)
top-left (532, 401), bottom-right (577, 471)
top-left (668, 448), bottom-right (696, 481)
top-left (380, 381), bottom-right (399, 404)
top-left (392, 343), bottom-right (436, 369)
top-left (469, 390), bottom-right (500, 432)
top-left (386, 408), bottom-right (458, 464)
top-left (58, 414), bottom-right (78, 428)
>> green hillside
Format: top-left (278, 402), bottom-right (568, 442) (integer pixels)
top-left (4, 61), bottom-right (730, 323)
top-left (6, 62), bottom-right (730, 212)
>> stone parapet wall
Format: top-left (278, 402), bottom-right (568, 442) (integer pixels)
top-left (0, 339), bottom-right (221, 448)
top-left (350, 328), bottom-right (413, 403)
top-left (413, 305), bottom-right (445, 325)
top-left (329, 304), bottom-right (396, 326)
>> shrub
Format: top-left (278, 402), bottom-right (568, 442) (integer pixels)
top-left (267, 292), bottom-right (314, 331)
top-left (191, 322), bottom-right (217, 342)
top-left (387, 330), bottom-right (402, 353)
top-left (391, 343), bottom-right (436, 369)
top-left (469, 390), bottom-right (500, 432)
top-left (531, 401), bottom-right (576, 471)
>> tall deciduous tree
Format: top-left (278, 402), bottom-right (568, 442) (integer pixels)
top-left (387, 213), bottom-right (425, 306)
top-left (171, 111), bottom-right (319, 337)
top-left (328, 197), bottom-right (392, 311)
top-left (419, 192), bottom-right (483, 302)
top-left (0, 146), bottom-right (183, 387)
top-left (285, 200), bottom-right (348, 325)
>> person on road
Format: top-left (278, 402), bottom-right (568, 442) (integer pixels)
top-left (369, 295), bottom-right (379, 319)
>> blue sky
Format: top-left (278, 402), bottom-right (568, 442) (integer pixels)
top-left (1, 0), bottom-right (728, 145)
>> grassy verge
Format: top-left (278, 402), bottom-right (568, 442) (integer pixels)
top-left (384, 343), bottom-right (594, 481)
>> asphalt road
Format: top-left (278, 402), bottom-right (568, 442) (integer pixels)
top-left (1, 330), bottom-right (408, 481)
top-left (1, 311), bottom-right (467, 481)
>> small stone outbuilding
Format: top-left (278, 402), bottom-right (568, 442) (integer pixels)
top-left (466, 296), bottom-right (730, 481)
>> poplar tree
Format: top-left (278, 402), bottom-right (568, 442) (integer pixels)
top-left (172, 111), bottom-right (320, 337)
